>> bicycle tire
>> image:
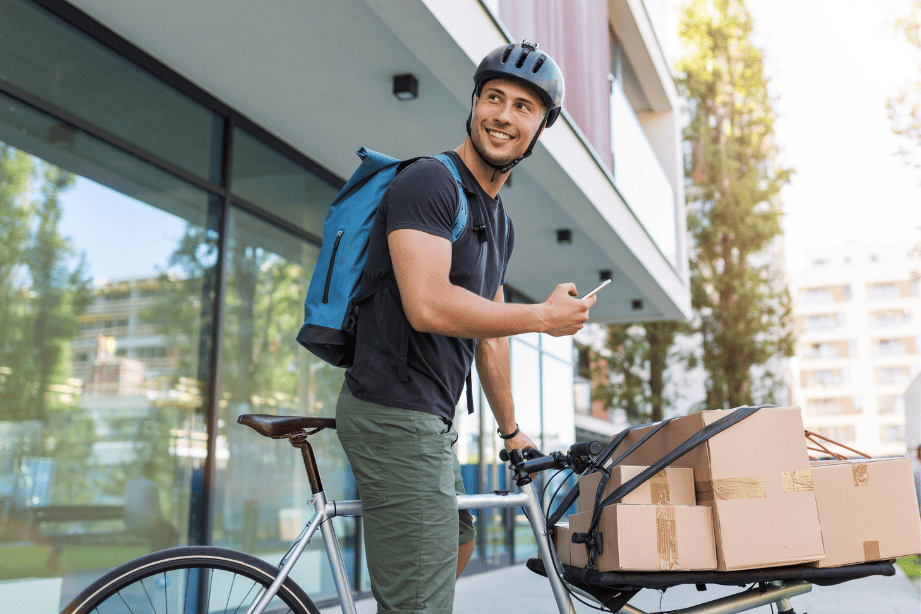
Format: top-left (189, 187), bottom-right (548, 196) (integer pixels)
top-left (61, 545), bottom-right (321, 614)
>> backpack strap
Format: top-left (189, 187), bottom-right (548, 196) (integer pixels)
top-left (433, 153), bottom-right (487, 244)
top-left (386, 154), bottom-right (488, 407)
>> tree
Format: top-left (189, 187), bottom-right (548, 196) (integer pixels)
top-left (888, 0), bottom-right (921, 173)
top-left (0, 152), bottom-right (90, 422)
top-left (582, 321), bottom-right (683, 424)
top-left (679, 0), bottom-right (795, 409)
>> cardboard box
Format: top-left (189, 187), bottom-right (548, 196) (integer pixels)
top-left (579, 466), bottom-right (696, 511)
top-left (616, 407), bottom-right (825, 570)
top-left (552, 522), bottom-right (571, 565)
top-left (569, 505), bottom-right (717, 571)
top-left (809, 458), bottom-right (921, 567)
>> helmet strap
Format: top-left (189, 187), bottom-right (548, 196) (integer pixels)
top-left (465, 90), bottom-right (549, 175)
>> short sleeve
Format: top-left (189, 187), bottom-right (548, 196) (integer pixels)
top-left (383, 158), bottom-right (459, 241)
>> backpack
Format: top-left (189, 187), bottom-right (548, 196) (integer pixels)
top-left (296, 148), bottom-right (485, 396)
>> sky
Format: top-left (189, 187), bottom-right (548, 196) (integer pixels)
top-left (743, 0), bottom-right (921, 269)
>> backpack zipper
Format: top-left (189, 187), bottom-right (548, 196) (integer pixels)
top-left (322, 230), bottom-right (344, 303)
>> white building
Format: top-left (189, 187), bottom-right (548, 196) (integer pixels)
top-left (790, 240), bottom-right (921, 457)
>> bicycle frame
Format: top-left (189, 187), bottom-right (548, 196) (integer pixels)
top-left (246, 479), bottom-right (577, 614)
top-left (243, 480), bottom-right (813, 614)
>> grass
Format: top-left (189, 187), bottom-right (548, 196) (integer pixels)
top-left (0, 545), bottom-right (148, 580)
top-left (896, 555), bottom-right (921, 581)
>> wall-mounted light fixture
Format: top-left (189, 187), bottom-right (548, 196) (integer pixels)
top-left (556, 229), bottom-right (572, 244)
top-left (393, 74), bottom-right (419, 101)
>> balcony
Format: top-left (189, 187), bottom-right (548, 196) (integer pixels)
top-left (610, 79), bottom-right (678, 267)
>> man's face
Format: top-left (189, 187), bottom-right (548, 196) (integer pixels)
top-left (470, 78), bottom-right (546, 168)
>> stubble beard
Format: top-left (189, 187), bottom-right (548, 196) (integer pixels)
top-left (471, 124), bottom-right (519, 169)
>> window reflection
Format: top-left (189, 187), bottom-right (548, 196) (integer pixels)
top-left (215, 206), bottom-right (351, 601)
top-left (0, 0), bottom-right (223, 182)
top-left (230, 128), bottom-right (339, 234)
top-left (0, 94), bottom-right (217, 609)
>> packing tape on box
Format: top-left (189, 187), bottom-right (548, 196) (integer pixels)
top-left (656, 506), bottom-right (679, 570)
top-left (695, 477), bottom-right (766, 502)
top-left (781, 470), bottom-right (814, 493)
top-left (650, 470), bottom-right (670, 505)
top-left (853, 463), bottom-right (870, 487)
top-left (863, 540), bottom-right (880, 561)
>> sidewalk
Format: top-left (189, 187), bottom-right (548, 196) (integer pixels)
top-left (320, 562), bottom-right (920, 613)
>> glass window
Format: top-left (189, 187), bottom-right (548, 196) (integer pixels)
top-left (541, 354), bottom-right (575, 453)
top-left (213, 206), bottom-right (351, 602)
top-left (230, 128), bottom-right (339, 233)
top-left (0, 92), bottom-right (218, 608)
top-left (868, 283), bottom-right (898, 301)
top-left (0, 0), bottom-right (222, 182)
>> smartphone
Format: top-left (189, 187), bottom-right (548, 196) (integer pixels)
top-left (580, 278), bottom-right (611, 300)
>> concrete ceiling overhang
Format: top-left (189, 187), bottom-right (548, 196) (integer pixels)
top-left (69, 0), bottom-right (690, 323)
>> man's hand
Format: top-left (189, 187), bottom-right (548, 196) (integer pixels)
top-left (540, 283), bottom-right (595, 337)
top-left (503, 429), bottom-right (538, 457)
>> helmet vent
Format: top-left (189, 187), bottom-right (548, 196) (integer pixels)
top-left (515, 49), bottom-right (530, 69)
top-left (531, 55), bottom-right (545, 73)
top-left (501, 45), bottom-right (514, 64)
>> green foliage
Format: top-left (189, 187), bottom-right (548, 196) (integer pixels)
top-left (678, 0), bottom-right (795, 409)
top-left (888, 0), bottom-right (921, 173)
top-left (582, 320), bottom-right (686, 424)
top-left (0, 147), bottom-right (90, 422)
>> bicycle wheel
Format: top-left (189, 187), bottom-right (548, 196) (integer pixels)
top-left (61, 546), bottom-right (320, 614)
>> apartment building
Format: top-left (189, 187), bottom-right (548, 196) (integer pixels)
top-left (790, 240), bottom-right (920, 457)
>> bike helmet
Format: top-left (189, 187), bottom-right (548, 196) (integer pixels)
top-left (466, 41), bottom-right (565, 174)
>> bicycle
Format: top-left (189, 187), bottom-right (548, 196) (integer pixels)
top-left (61, 413), bottom-right (896, 614)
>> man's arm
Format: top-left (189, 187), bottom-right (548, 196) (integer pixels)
top-left (475, 286), bottom-right (537, 453)
top-left (389, 228), bottom-right (593, 339)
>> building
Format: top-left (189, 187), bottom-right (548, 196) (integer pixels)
top-left (0, 0), bottom-right (688, 610)
top-left (790, 240), bottom-right (921, 458)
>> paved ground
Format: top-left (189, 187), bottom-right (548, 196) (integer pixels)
top-left (320, 562), bottom-right (920, 613)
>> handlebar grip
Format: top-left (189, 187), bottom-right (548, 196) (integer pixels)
top-left (499, 449), bottom-right (509, 462)
top-left (570, 441), bottom-right (602, 458)
top-left (520, 455), bottom-right (562, 474)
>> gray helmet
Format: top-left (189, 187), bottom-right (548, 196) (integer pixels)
top-left (473, 41), bottom-right (564, 127)
top-left (465, 41), bottom-right (565, 174)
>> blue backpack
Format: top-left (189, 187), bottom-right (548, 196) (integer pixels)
top-left (296, 147), bottom-right (484, 373)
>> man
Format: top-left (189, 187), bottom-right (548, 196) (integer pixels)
top-left (336, 41), bottom-right (594, 614)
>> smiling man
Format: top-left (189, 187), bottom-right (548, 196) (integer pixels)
top-left (336, 41), bottom-right (593, 614)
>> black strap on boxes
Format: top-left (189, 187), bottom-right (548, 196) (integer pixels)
top-left (568, 405), bottom-right (768, 569)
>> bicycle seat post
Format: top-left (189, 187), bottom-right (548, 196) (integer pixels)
top-left (289, 433), bottom-right (324, 494)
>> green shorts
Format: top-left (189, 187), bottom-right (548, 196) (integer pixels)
top-left (336, 387), bottom-right (475, 614)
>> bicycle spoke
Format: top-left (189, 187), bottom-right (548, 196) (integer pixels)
top-left (207, 568), bottom-right (214, 609)
top-left (230, 580), bottom-right (260, 614)
top-left (163, 572), bottom-right (168, 614)
top-left (222, 573), bottom-right (237, 614)
top-left (139, 578), bottom-right (158, 614)
top-left (117, 590), bottom-right (138, 614)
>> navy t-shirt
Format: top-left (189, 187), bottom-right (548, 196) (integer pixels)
top-left (344, 151), bottom-right (515, 420)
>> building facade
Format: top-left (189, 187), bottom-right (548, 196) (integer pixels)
top-left (0, 0), bottom-right (688, 610)
top-left (790, 240), bottom-right (920, 458)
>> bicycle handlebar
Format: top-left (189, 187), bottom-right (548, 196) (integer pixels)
top-left (499, 440), bottom-right (602, 483)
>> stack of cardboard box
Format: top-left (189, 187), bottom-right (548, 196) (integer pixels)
top-left (568, 466), bottom-right (717, 571)
top-left (557, 406), bottom-right (921, 573)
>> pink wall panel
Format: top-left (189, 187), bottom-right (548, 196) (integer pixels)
top-left (498, 0), bottom-right (613, 170)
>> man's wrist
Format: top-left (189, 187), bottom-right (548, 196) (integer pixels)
top-left (498, 423), bottom-right (519, 440)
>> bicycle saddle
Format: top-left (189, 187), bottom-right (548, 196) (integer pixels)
top-left (237, 414), bottom-right (336, 438)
